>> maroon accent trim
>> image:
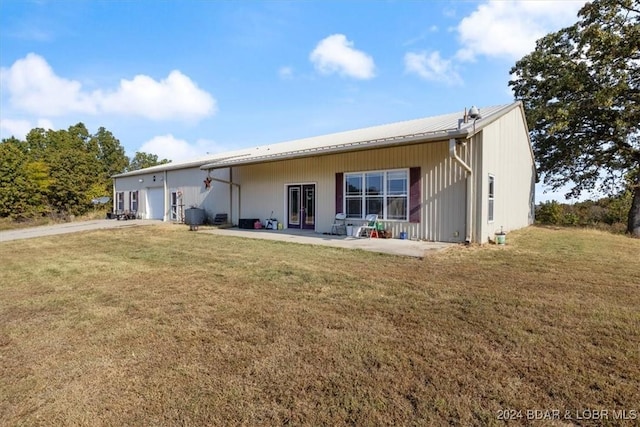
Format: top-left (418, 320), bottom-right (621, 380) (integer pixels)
top-left (335, 172), bottom-right (344, 215)
top-left (409, 167), bottom-right (421, 223)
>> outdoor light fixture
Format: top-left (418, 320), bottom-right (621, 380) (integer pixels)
top-left (138, 178), bottom-right (144, 183)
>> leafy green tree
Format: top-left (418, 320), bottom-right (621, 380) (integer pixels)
top-left (0, 139), bottom-right (51, 219)
top-left (535, 201), bottom-right (563, 225)
top-left (603, 190), bottom-right (633, 224)
top-left (509, 0), bottom-right (640, 236)
top-left (45, 149), bottom-right (97, 215)
top-left (89, 127), bottom-right (129, 207)
top-left (128, 151), bottom-right (170, 171)
top-left (1, 123), bottom-right (130, 219)
top-left (92, 127), bottom-right (129, 179)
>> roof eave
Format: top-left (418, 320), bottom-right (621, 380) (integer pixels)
top-left (111, 159), bottom-right (211, 178)
top-left (200, 128), bottom-right (472, 170)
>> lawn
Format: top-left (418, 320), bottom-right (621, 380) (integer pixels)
top-left (1, 225), bottom-right (639, 426)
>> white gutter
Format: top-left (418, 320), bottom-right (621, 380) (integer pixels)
top-left (449, 138), bottom-right (473, 243)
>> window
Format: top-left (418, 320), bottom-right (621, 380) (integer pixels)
top-left (170, 191), bottom-right (181, 221)
top-left (488, 175), bottom-right (495, 222)
top-left (116, 192), bottom-right (124, 212)
top-left (129, 191), bottom-right (138, 212)
top-left (344, 170), bottom-right (408, 220)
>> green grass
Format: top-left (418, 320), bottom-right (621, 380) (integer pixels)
top-left (1, 225), bottom-right (639, 426)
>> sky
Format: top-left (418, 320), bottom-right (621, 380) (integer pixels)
top-left (0, 0), bottom-right (590, 202)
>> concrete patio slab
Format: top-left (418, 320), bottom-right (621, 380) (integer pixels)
top-left (201, 227), bottom-right (455, 258)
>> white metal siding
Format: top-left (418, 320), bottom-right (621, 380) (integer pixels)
top-left (475, 107), bottom-right (535, 242)
top-left (111, 105), bottom-right (533, 241)
top-left (233, 140), bottom-right (468, 242)
top-left (114, 167), bottom-right (231, 223)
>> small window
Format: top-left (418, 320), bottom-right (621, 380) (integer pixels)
top-left (130, 191), bottom-right (138, 212)
top-left (488, 175), bottom-right (495, 222)
top-left (170, 191), bottom-right (180, 221)
top-left (365, 173), bottom-right (383, 195)
top-left (346, 175), bottom-right (362, 196)
top-left (116, 192), bottom-right (125, 212)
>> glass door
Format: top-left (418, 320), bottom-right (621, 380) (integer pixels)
top-left (288, 186), bottom-right (300, 227)
top-left (302, 184), bottom-right (315, 229)
top-left (287, 184), bottom-right (315, 229)
top-left (170, 190), bottom-right (183, 222)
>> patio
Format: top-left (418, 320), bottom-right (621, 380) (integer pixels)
top-left (201, 227), bottom-right (455, 258)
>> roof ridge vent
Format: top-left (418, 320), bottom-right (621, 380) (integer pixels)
top-left (468, 105), bottom-right (481, 119)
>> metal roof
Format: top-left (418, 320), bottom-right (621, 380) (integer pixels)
top-left (113, 102), bottom-right (522, 177)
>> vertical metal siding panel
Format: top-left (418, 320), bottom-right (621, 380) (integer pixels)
top-left (471, 132), bottom-right (485, 243)
top-left (201, 168), bottom-right (230, 222)
top-left (424, 145), bottom-right (434, 241)
top-left (504, 108), bottom-right (535, 231)
top-left (229, 140), bottom-right (469, 241)
top-left (404, 140), bottom-right (465, 243)
top-left (480, 108), bottom-right (534, 239)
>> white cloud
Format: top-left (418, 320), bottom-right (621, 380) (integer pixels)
top-left (0, 117), bottom-right (54, 140)
top-left (138, 135), bottom-right (227, 162)
top-left (404, 51), bottom-right (462, 86)
top-left (0, 53), bottom-right (216, 122)
top-left (310, 34), bottom-right (375, 79)
top-left (0, 53), bottom-right (97, 116)
top-left (98, 71), bottom-right (216, 121)
top-left (455, 0), bottom-right (586, 61)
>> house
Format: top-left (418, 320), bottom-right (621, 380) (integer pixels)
top-left (112, 101), bottom-right (535, 243)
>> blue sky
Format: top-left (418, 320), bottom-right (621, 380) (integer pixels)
top-left (1, 0), bottom-right (589, 202)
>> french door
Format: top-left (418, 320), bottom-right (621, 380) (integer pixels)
top-left (287, 184), bottom-right (315, 229)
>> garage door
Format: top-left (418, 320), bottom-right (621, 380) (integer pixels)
top-left (146, 187), bottom-right (165, 220)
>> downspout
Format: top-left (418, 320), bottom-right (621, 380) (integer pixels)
top-left (449, 138), bottom-right (473, 243)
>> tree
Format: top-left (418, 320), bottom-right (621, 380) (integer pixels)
top-left (509, 0), bottom-right (640, 236)
top-left (128, 151), bottom-right (171, 171)
top-left (36, 126), bottom-right (104, 216)
top-left (90, 127), bottom-right (129, 178)
top-left (0, 138), bottom-right (51, 219)
top-left (1, 123), bottom-right (130, 219)
top-left (89, 127), bottom-right (129, 206)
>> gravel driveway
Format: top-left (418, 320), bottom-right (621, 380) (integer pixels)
top-left (0, 219), bottom-right (162, 242)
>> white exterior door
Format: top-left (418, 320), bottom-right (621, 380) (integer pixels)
top-left (146, 187), bottom-right (164, 220)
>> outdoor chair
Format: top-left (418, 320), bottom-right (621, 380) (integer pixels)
top-left (360, 214), bottom-right (379, 238)
top-left (331, 213), bottom-right (347, 235)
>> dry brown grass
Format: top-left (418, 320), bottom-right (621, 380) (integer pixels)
top-left (1, 225), bottom-right (639, 426)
